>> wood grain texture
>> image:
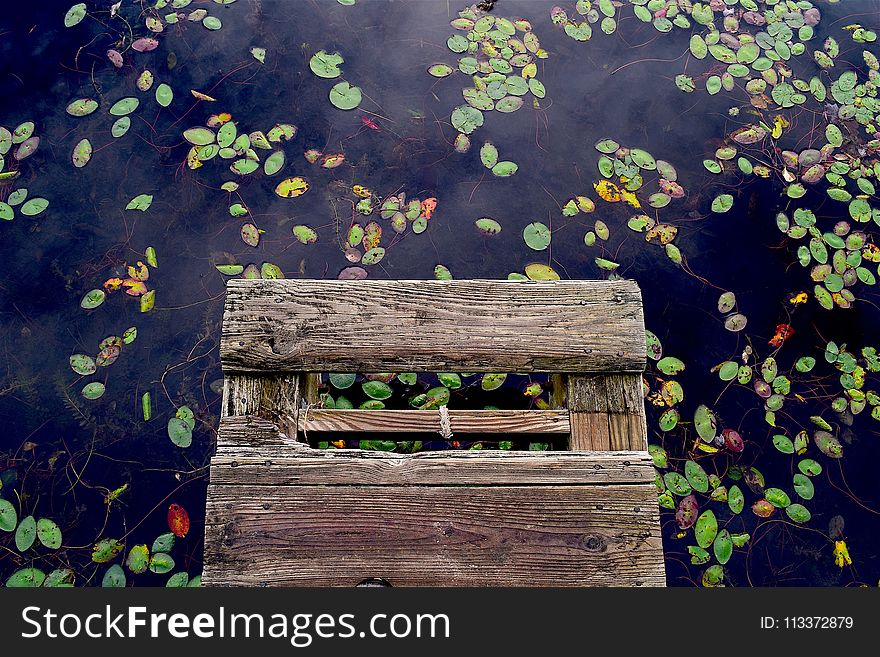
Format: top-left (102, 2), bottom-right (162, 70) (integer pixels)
top-left (568, 374), bottom-right (648, 451)
top-left (208, 448), bottom-right (655, 486)
top-left (220, 279), bottom-right (646, 374)
top-left (203, 484), bottom-right (665, 587)
top-left (221, 374), bottom-right (301, 442)
top-left (298, 409), bottom-right (570, 434)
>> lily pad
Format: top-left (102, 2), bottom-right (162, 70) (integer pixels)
top-left (329, 82), bottom-right (362, 110)
top-left (523, 222), bottom-right (550, 250)
top-left (109, 97), bottom-right (139, 116)
top-left (711, 193), bottom-right (734, 213)
top-left (64, 3), bottom-right (87, 27)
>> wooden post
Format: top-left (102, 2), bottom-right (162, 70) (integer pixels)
top-left (221, 373), bottom-right (301, 443)
top-left (567, 373), bottom-right (647, 451)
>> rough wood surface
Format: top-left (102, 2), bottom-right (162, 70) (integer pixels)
top-left (221, 374), bottom-right (301, 442)
top-left (568, 374), bottom-right (647, 451)
top-left (203, 483), bottom-right (665, 587)
top-left (209, 447), bottom-right (655, 486)
top-left (298, 409), bottom-right (570, 434)
top-left (220, 279), bottom-right (646, 374)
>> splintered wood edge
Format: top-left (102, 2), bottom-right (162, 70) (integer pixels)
top-left (220, 279), bottom-right (646, 374)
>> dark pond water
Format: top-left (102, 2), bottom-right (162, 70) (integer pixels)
top-left (1, 0), bottom-right (878, 587)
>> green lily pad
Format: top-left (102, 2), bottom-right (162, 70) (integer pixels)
top-left (491, 161), bottom-right (518, 177)
top-left (451, 106), bottom-right (484, 134)
top-left (362, 380), bottom-right (392, 400)
top-left (695, 510), bottom-right (718, 549)
top-left (329, 373), bottom-right (356, 389)
top-left (109, 97), bottom-right (139, 116)
top-left (149, 552), bottom-right (175, 574)
top-left (476, 216), bottom-right (502, 235)
top-left (6, 568), bottom-right (45, 587)
top-left (155, 83), bottom-right (173, 107)
top-left (694, 404), bottom-right (717, 442)
top-left (36, 517), bottom-right (62, 549)
top-left (523, 222), bottom-right (550, 250)
top-left (80, 289), bottom-right (105, 309)
top-left (20, 198), bottom-right (48, 216)
top-left (785, 503), bottom-right (811, 523)
top-left (15, 515), bottom-right (36, 552)
top-left (728, 485), bottom-right (744, 514)
top-left (428, 63), bottom-right (453, 78)
top-left (657, 356), bottom-right (685, 375)
top-left (329, 82), bottom-right (362, 110)
top-left (126, 194), bottom-right (153, 211)
top-left (685, 460), bottom-right (709, 493)
top-left (480, 142), bottom-right (498, 168)
top-left (711, 193), bottom-right (734, 213)
top-left (64, 3), bottom-right (88, 27)
top-left (66, 98), bottom-right (98, 116)
top-left (101, 564), bottom-right (126, 587)
top-left (82, 382), bottom-right (105, 400)
top-left (713, 529), bottom-right (733, 565)
top-left (310, 50), bottom-right (344, 78)
top-left (481, 373), bottom-right (507, 391)
top-left (111, 116), bottom-right (131, 138)
top-left (167, 417), bottom-right (193, 447)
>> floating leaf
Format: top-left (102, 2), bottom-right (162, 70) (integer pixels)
top-left (109, 97), bottom-right (139, 116)
top-left (694, 405), bottom-right (717, 442)
top-left (292, 225), bottom-right (318, 244)
top-left (523, 222), bottom-right (550, 250)
top-left (64, 3), bottom-right (87, 27)
top-left (475, 217), bottom-right (502, 235)
top-left (72, 138), bottom-right (92, 168)
top-left (695, 510), bottom-right (718, 549)
top-left (126, 194), bottom-right (153, 211)
top-left (428, 63), bottom-right (453, 78)
top-left (155, 83), bottom-right (173, 107)
top-left (167, 417), bottom-right (192, 448)
top-left (168, 504), bottom-right (190, 538)
top-left (36, 518), bottom-right (61, 549)
top-left (491, 161), bottom-right (518, 177)
top-left (66, 98), bottom-right (98, 116)
top-left (524, 263), bottom-right (559, 280)
top-left (6, 568), bottom-right (45, 588)
top-left (275, 177), bottom-right (309, 198)
top-left (15, 515), bottom-right (36, 552)
top-left (480, 142), bottom-right (498, 169)
top-left (451, 105), bottom-right (484, 134)
top-left (685, 460), bottom-right (709, 493)
top-left (711, 194), bottom-right (734, 213)
top-left (80, 289), bottom-right (105, 309)
top-left (329, 82), bottom-right (362, 110)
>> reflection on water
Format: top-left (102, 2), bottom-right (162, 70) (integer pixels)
top-left (0, 0), bottom-right (878, 586)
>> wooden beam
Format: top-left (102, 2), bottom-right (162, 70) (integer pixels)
top-left (220, 279), bottom-right (646, 374)
top-left (220, 375), bottom-right (301, 443)
top-left (209, 449), bottom-right (655, 486)
top-left (203, 483), bottom-right (665, 587)
top-left (567, 374), bottom-right (647, 451)
top-left (297, 409), bottom-right (570, 434)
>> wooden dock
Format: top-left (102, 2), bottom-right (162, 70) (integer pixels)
top-left (204, 279), bottom-right (666, 586)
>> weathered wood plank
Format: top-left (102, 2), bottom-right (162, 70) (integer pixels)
top-left (220, 279), bottom-right (646, 374)
top-left (216, 415), bottom-right (303, 450)
top-left (203, 484), bottom-right (665, 587)
top-left (568, 374), bottom-right (647, 451)
top-left (209, 449), bottom-right (655, 486)
top-left (298, 409), bottom-right (570, 434)
top-left (221, 374), bottom-right (301, 442)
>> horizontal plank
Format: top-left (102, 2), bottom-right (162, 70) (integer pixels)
top-left (220, 279), bottom-right (646, 374)
top-left (203, 484), bottom-right (665, 587)
top-left (298, 409), bottom-right (570, 434)
top-left (209, 449), bottom-right (655, 486)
